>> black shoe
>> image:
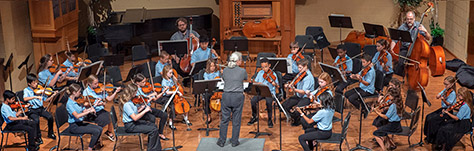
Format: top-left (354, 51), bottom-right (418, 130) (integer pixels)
top-left (47, 134), bottom-right (56, 140)
top-left (216, 139), bottom-right (225, 147)
top-left (389, 145), bottom-right (397, 150)
top-left (160, 135), bottom-right (170, 141)
top-left (232, 141), bottom-right (240, 147)
top-left (268, 120), bottom-right (273, 128)
top-left (247, 117), bottom-right (258, 125)
top-left (168, 124), bottom-right (177, 130)
top-left (35, 138), bottom-right (43, 144)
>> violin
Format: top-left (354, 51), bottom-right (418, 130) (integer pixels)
top-left (441, 101), bottom-right (464, 117)
top-left (77, 57), bottom-right (92, 66)
top-left (153, 83), bottom-right (164, 93)
top-left (75, 95), bottom-right (96, 106)
top-left (292, 43), bottom-right (306, 62)
top-left (440, 88), bottom-right (454, 106)
top-left (141, 82), bottom-right (154, 94)
top-left (59, 64), bottom-right (80, 72)
top-left (34, 85), bottom-right (54, 96)
top-left (291, 103), bottom-right (322, 112)
top-left (336, 57), bottom-right (347, 71)
top-left (210, 76), bottom-right (223, 112)
top-left (287, 71), bottom-right (307, 93)
top-left (48, 64), bottom-right (59, 73)
top-left (360, 64), bottom-right (372, 77)
top-left (132, 95), bottom-right (148, 105)
top-left (263, 70), bottom-right (278, 87)
top-left (9, 102), bottom-right (29, 110)
top-left (310, 87), bottom-right (329, 103)
top-left (94, 83), bottom-right (116, 94)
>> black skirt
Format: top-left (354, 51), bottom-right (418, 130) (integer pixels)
top-left (372, 110), bottom-right (388, 127)
top-left (424, 108), bottom-right (450, 144)
top-left (435, 119), bottom-right (471, 151)
top-left (373, 121), bottom-right (402, 137)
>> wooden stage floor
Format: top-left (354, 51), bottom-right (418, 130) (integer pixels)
top-left (3, 49), bottom-right (473, 151)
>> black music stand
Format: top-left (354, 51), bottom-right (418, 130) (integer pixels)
top-left (159, 40), bottom-right (188, 58)
top-left (267, 57), bottom-right (290, 74)
top-left (350, 89), bottom-right (371, 151)
top-left (329, 15), bottom-right (353, 44)
top-left (363, 23), bottom-right (387, 42)
top-left (388, 28), bottom-right (412, 76)
top-left (3, 53), bottom-right (13, 90)
top-left (411, 82), bottom-right (431, 147)
top-left (223, 39), bottom-right (249, 68)
top-left (189, 59), bottom-right (213, 76)
top-left (162, 89), bottom-right (183, 151)
top-left (102, 54), bottom-right (124, 66)
top-left (124, 66), bottom-right (140, 82)
top-left (18, 53), bottom-right (31, 74)
top-left (193, 79), bottom-right (221, 136)
top-left (246, 83), bottom-right (273, 138)
top-left (319, 62), bottom-right (347, 83)
top-left (271, 85), bottom-right (290, 151)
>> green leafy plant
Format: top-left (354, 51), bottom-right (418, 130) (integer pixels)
top-left (392, 0), bottom-right (424, 27)
top-left (430, 19), bottom-right (444, 37)
top-left (395, 0), bottom-right (423, 7)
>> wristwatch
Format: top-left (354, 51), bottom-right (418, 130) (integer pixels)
top-left (300, 113), bottom-right (305, 117)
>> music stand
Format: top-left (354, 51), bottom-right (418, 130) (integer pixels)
top-left (388, 28), bottom-right (412, 77)
top-left (161, 89), bottom-right (183, 151)
top-left (246, 83), bottom-right (273, 138)
top-left (328, 15), bottom-right (353, 44)
top-left (223, 39), bottom-right (249, 68)
top-left (328, 47), bottom-right (339, 60)
top-left (3, 53), bottom-right (13, 90)
top-left (350, 89), bottom-right (371, 151)
top-left (18, 53), bottom-right (31, 73)
top-left (319, 62), bottom-right (347, 83)
top-left (77, 62), bottom-right (98, 82)
top-left (189, 59), bottom-right (213, 76)
top-left (271, 84), bottom-right (290, 151)
top-left (266, 57), bottom-right (290, 74)
top-left (158, 40), bottom-right (188, 57)
top-left (102, 54), bottom-right (124, 67)
top-left (124, 66), bottom-right (140, 82)
top-left (193, 79), bottom-right (221, 136)
top-left (363, 23), bottom-right (387, 42)
top-left (411, 82), bottom-right (432, 147)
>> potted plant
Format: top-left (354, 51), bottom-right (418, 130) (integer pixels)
top-left (430, 18), bottom-right (444, 46)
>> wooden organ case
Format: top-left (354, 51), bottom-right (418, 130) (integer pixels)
top-left (219, 0), bottom-right (295, 58)
top-left (28, 0), bottom-right (79, 67)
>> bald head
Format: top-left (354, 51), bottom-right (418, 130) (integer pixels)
top-left (405, 11), bottom-right (415, 27)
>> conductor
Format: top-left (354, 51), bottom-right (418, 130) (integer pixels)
top-left (217, 52), bottom-right (248, 147)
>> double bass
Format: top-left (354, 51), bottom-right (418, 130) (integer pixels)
top-left (179, 17), bottom-right (199, 74)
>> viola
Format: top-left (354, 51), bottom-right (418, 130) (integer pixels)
top-left (48, 64), bottom-right (58, 73)
top-left (291, 43), bottom-right (306, 62)
top-left (153, 83), bottom-right (164, 93)
top-left (142, 82), bottom-right (154, 94)
top-left (287, 71), bottom-right (307, 93)
top-left (360, 64), bottom-right (372, 77)
top-left (75, 95), bottom-right (96, 106)
top-left (34, 85), bottom-right (54, 96)
top-left (59, 64), bottom-right (80, 72)
top-left (9, 102), bottom-right (28, 110)
top-left (292, 103), bottom-right (322, 112)
top-left (376, 101), bottom-right (392, 110)
top-left (132, 95), bottom-right (148, 105)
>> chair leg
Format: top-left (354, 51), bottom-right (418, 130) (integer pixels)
top-left (80, 136), bottom-right (84, 151)
top-left (23, 133), bottom-right (27, 150)
top-left (1, 133), bottom-right (4, 151)
top-left (408, 135), bottom-right (411, 147)
top-left (5, 133), bottom-right (8, 149)
top-left (139, 134), bottom-right (143, 151)
top-left (113, 136), bottom-right (118, 151)
top-left (57, 135), bottom-right (60, 151)
top-left (68, 136), bottom-right (71, 148)
top-left (470, 133), bottom-right (474, 150)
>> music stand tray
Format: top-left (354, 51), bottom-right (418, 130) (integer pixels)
top-left (158, 40), bottom-right (188, 57)
top-left (192, 79), bottom-right (221, 95)
top-left (388, 28), bottom-right (413, 43)
top-left (319, 62), bottom-right (347, 83)
top-left (223, 39), bottom-right (248, 52)
top-left (363, 23), bottom-right (387, 38)
top-left (328, 16), bottom-right (353, 29)
top-left (77, 61), bottom-right (102, 82)
top-left (267, 57), bottom-right (291, 74)
top-left (124, 66), bottom-right (141, 82)
top-left (189, 59), bottom-right (215, 76)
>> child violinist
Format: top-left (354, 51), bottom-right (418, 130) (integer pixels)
top-left (306, 72), bottom-right (334, 104)
top-left (372, 87), bottom-right (403, 151)
top-left (424, 76), bottom-right (457, 144)
top-left (155, 51), bottom-right (171, 77)
top-left (344, 54), bottom-right (376, 117)
top-left (161, 65), bottom-right (191, 129)
top-left (372, 39), bottom-right (393, 86)
top-left (190, 35), bottom-right (218, 66)
top-left (38, 54), bottom-right (70, 87)
top-left (65, 83), bottom-right (103, 151)
top-left (247, 58), bottom-right (278, 128)
top-left (203, 59), bottom-right (222, 124)
top-left (282, 41), bottom-right (303, 83)
top-left (83, 75), bottom-right (122, 141)
top-left (23, 73), bottom-right (56, 143)
top-left (133, 73), bottom-right (169, 140)
top-left (2, 90), bottom-right (39, 151)
top-left (282, 58), bottom-right (315, 126)
top-left (372, 78), bottom-right (402, 128)
top-left (62, 51), bottom-right (80, 80)
top-left (296, 92), bottom-right (335, 151)
top-left (120, 83), bottom-right (162, 151)
top-left (433, 87), bottom-right (472, 150)
top-left (333, 44), bottom-right (353, 94)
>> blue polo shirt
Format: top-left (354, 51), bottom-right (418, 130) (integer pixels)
top-left (386, 103), bottom-right (400, 122)
top-left (296, 70), bottom-right (314, 98)
top-left (62, 59), bottom-right (78, 77)
top-left (66, 98), bottom-right (85, 123)
top-left (161, 78), bottom-right (175, 95)
top-left (311, 108), bottom-right (335, 131)
top-left (122, 101), bottom-right (139, 123)
top-left (438, 88), bottom-right (456, 108)
top-left (287, 54), bottom-right (300, 74)
top-left (38, 69), bottom-right (54, 86)
top-left (1, 103), bottom-right (17, 124)
top-left (334, 55), bottom-right (353, 73)
top-left (190, 47), bottom-right (216, 64)
top-left (204, 71), bottom-right (220, 80)
top-left (154, 61), bottom-right (168, 77)
top-left (372, 51), bottom-right (393, 74)
top-left (455, 103), bottom-right (471, 120)
top-left (254, 70), bottom-right (279, 94)
top-left (23, 87), bottom-right (46, 109)
top-left (359, 67), bottom-right (375, 94)
top-left (83, 86), bottom-right (106, 112)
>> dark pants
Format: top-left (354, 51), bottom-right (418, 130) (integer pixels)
top-left (84, 109), bottom-right (110, 127)
top-left (424, 108), bottom-right (449, 143)
top-left (203, 92), bottom-right (213, 115)
top-left (69, 122), bottom-right (103, 148)
top-left (335, 78), bottom-right (358, 94)
top-left (298, 127), bottom-right (332, 151)
top-left (142, 108), bottom-right (168, 134)
top-left (250, 96), bottom-right (273, 120)
top-left (344, 87), bottom-right (372, 109)
top-left (383, 73), bottom-right (393, 86)
top-left (219, 92), bottom-right (245, 144)
top-left (160, 96), bottom-right (176, 119)
top-left (125, 120), bottom-right (161, 151)
top-left (28, 107), bottom-right (54, 137)
top-left (282, 96), bottom-right (311, 123)
top-left (5, 120), bottom-right (38, 150)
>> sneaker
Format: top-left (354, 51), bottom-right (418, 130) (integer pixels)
top-left (104, 131), bottom-right (116, 141)
top-left (216, 139), bottom-right (225, 147)
top-left (184, 119), bottom-right (192, 126)
top-left (268, 120), bottom-right (273, 128)
top-left (231, 141), bottom-right (240, 147)
top-left (247, 117), bottom-right (258, 125)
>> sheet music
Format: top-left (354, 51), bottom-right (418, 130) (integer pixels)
top-left (216, 81), bottom-right (249, 90)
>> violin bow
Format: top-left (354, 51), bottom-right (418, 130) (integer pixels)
top-left (15, 95), bottom-right (27, 117)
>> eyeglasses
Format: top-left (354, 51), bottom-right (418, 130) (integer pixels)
top-left (290, 47), bottom-right (299, 49)
top-left (178, 24), bottom-right (186, 27)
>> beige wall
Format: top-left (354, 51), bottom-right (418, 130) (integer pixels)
top-left (0, 1), bottom-right (35, 92)
top-left (444, 1), bottom-right (468, 60)
top-left (111, 0), bottom-right (220, 15)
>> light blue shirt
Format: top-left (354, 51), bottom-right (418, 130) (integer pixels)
top-left (38, 69), bottom-right (54, 86)
top-left (386, 103), bottom-right (400, 122)
top-left (154, 61), bottom-right (168, 77)
top-left (254, 70), bottom-right (279, 94)
top-left (359, 67), bottom-right (375, 94)
top-left (296, 70), bottom-right (314, 98)
top-left (190, 47), bottom-right (216, 64)
top-left (438, 88), bottom-right (456, 108)
top-left (334, 55), bottom-right (353, 72)
top-left (455, 103), bottom-right (471, 120)
top-left (287, 54), bottom-right (299, 74)
top-left (136, 87), bottom-right (151, 106)
top-left (62, 59), bottom-right (78, 77)
top-left (204, 71), bottom-right (220, 80)
top-left (83, 86), bottom-right (106, 112)
top-left (23, 87), bottom-right (46, 109)
top-left (122, 101), bottom-right (138, 123)
top-left (311, 108), bottom-right (335, 131)
top-left (66, 98), bottom-right (85, 123)
top-left (310, 89), bottom-right (333, 103)
top-left (1, 103), bottom-right (17, 124)
top-left (371, 51), bottom-right (393, 74)
top-left (161, 78), bottom-right (175, 95)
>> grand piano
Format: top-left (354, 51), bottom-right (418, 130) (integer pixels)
top-left (98, 7), bottom-right (219, 54)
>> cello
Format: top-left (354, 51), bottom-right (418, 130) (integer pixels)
top-left (404, 2), bottom-right (434, 90)
top-left (179, 17), bottom-right (198, 74)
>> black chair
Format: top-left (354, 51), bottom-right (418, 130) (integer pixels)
top-left (352, 58), bottom-right (362, 74)
top-left (304, 55), bottom-right (313, 72)
top-left (315, 112), bottom-right (351, 151)
top-left (15, 90), bottom-right (27, 104)
top-left (361, 70), bottom-right (384, 100)
top-left (344, 43), bottom-right (361, 58)
top-left (363, 45), bottom-right (377, 60)
top-left (255, 52), bottom-right (276, 70)
top-left (295, 35), bottom-right (316, 59)
top-left (132, 45), bottom-right (150, 66)
top-left (401, 90), bottom-right (419, 123)
top-left (0, 106), bottom-right (28, 150)
top-left (86, 43), bottom-right (108, 62)
top-left (106, 66), bottom-right (123, 86)
top-left (387, 107), bottom-right (421, 147)
top-left (110, 106), bottom-right (143, 151)
top-left (333, 93), bottom-right (345, 124)
top-left (305, 26), bottom-right (330, 49)
top-left (55, 105), bottom-right (84, 151)
top-left (139, 61), bottom-right (157, 79)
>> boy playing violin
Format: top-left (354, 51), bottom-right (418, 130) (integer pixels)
top-left (190, 35), bottom-right (218, 66)
top-left (333, 44), bottom-right (353, 94)
top-left (282, 41), bottom-right (303, 83)
top-left (155, 51), bottom-right (171, 77)
top-left (344, 54), bottom-right (376, 117)
top-left (2, 90), bottom-right (40, 151)
top-left (248, 58), bottom-right (278, 128)
top-left (23, 73), bottom-right (57, 143)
